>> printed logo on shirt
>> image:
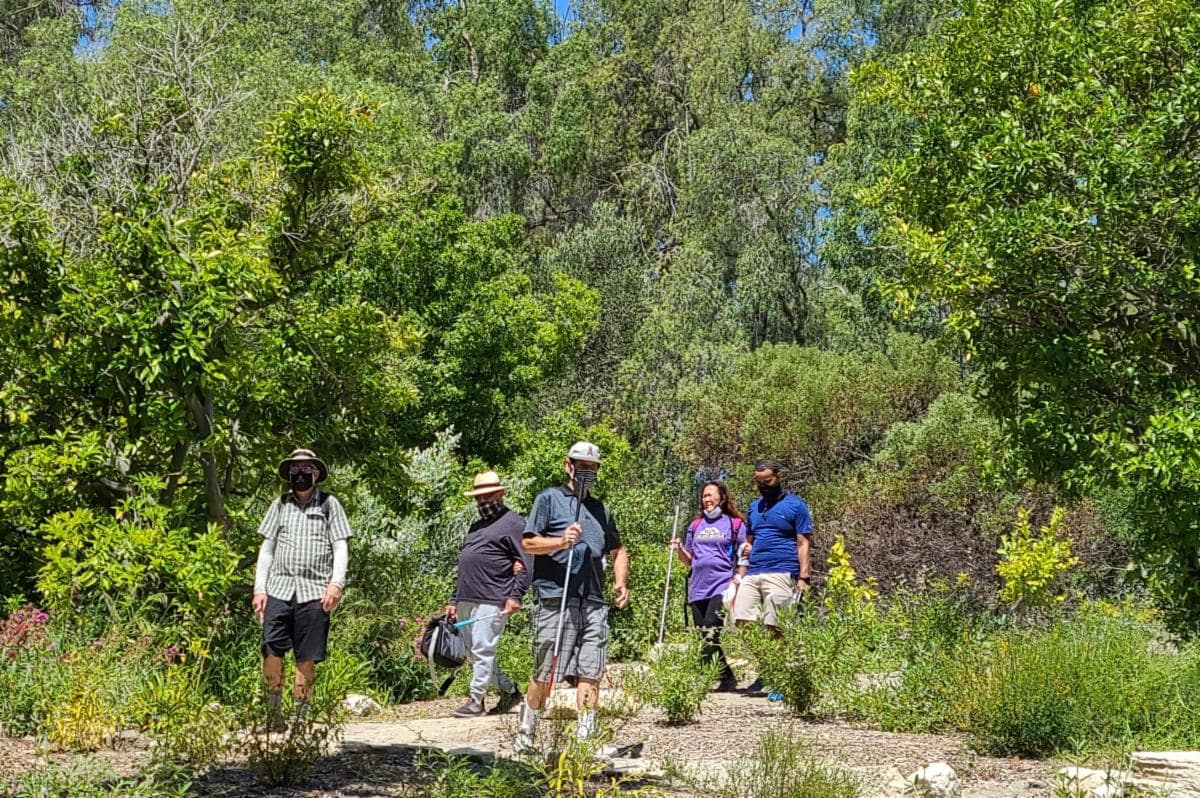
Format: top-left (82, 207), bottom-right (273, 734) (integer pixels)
top-left (695, 526), bottom-right (730, 540)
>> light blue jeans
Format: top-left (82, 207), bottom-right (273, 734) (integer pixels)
top-left (457, 601), bottom-right (518, 700)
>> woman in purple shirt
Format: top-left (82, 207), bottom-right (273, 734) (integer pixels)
top-left (670, 481), bottom-right (746, 691)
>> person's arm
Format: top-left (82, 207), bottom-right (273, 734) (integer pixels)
top-left (797, 534), bottom-right (811, 582)
top-left (795, 502), bottom-right (813, 591)
top-left (672, 521), bottom-right (695, 566)
top-left (331, 539), bottom-right (348, 589)
top-left (734, 519), bottom-right (748, 579)
top-left (252, 538), bottom-right (276, 621)
top-left (508, 519), bottom-right (533, 600)
top-left (522, 492), bottom-right (579, 554)
top-left (323, 497), bottom-right (352, 612)
top-left (611, 546), bottom-right (629, 608)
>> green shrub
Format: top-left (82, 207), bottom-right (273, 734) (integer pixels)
top-left (626, 633), bottom-right (721, 724)
top-left (737, 609), bottom-right (817, 715)
top-left (2, 756), bottom-right (190, 798)
top-left (701, 730), bottom-right (861, 798)
top-left (135, 666), bottom-right (232, 768)
top-left (953, 607), bottom-right (1200, 756)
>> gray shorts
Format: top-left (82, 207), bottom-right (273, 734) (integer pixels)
top-left (532, 597), bottom-right (608, 682)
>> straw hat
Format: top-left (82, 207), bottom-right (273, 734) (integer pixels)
top-left (463, 470), bottom-right (507, 497)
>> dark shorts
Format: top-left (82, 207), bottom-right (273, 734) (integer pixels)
top-left (262, 596), bottom-right (330, 663)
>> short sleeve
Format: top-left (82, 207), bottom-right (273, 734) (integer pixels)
top-left (794, 500), bottom-right (813, 536)
top-left (682, 519), bottom-right (699, 553)
top-left (524, 491), bottom-right (551, 537)
top-left (603, 507), bottom-right (622, 552)
top-left (325, 496), bottom-right (353, 541)
top-left (256, 498), bottom-right (282, 541)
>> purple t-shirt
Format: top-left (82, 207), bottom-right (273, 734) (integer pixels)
top-left (683, 513), bottom-right (746, 603)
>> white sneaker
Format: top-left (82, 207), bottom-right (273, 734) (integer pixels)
top-left (515, 701), bottom-right (538, 753)
top-left (576, 709), bottom-right (596, 741)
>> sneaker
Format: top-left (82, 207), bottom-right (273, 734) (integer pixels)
top-left (515, 701), bottom-right (539, 753)
top-left (743, 677), bottom-right (766, 696)
top-left (576, 709), bottom-right (597, 741)
top-left (491, 689), bottom-right (522, 715)
top-left (453, 698), bottom-right (485, 717)
top-left (767, 692), bottom-right (784, 703)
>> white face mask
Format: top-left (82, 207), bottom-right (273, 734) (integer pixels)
top-left (703, 506), bottom-right (722, 520)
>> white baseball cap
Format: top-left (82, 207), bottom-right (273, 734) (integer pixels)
top-left (567, 441), bottom-right (601, 464)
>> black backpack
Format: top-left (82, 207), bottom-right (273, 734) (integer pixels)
top-left (418, 615), bottom-right (466, 695)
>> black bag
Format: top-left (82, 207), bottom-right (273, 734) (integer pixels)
top-left (418, 615), bottom-right (466, 696)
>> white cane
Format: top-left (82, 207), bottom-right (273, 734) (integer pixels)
top-left (655, 505), bottom-right (680, 656)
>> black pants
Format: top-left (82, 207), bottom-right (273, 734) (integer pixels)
top-left (689, 595), bottom-right (734, 682)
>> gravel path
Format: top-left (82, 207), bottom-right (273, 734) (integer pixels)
top-left (2, 692), bottom-right (1061, 797)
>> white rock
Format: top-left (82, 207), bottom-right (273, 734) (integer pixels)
top-left (1129, 751), bottom-right (1200, 798)
top-left (906, 762), bottom-right (960, 798)
top-left (343, 693), bottom-right (383, 717)
top-left (1056, 766), bottom-right (1126, 796)
top-left (543, 687), bottom-right (637, 719)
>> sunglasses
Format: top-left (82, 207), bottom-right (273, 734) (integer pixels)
top-left (288, 464), bottom-right (319, 476)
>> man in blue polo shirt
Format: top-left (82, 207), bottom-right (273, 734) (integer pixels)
top-left (732, 459), bottom-right (812, 695)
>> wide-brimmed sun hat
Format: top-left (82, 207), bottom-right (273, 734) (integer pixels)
top-left (463, 470), bottom-right (507, 497)
top-left (277, 448), bottom-right (329, 483)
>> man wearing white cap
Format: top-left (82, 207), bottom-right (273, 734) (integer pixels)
top-left (516, 441), bottom-right (630, 752)
top-left (251, 448), bottom-right (352, 730)
top-left (443, 470), bottom-right (530, 717)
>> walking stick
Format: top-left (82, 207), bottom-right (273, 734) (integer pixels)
top-left (655, 505), bottom-right (680, 655)
top-left (547, 470), bottom-right (595, 697)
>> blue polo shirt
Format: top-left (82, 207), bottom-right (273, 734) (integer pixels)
top-left (745, 491), bottom-right (812, 578)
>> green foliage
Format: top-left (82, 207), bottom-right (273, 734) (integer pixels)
top-left (952, 607), bottom-right (1200, 756)
top-left (2, 756), bottom-right (191, 798)
top-left (700, 730), bottom-right (861, 798)
top-left (678, 335), bottom-right (955, 484)
top-left (135, 666), bottom-right (231, 768)
top-left (857, 0), bottom-right (1200, 628)
top-left (627, 633), bottom-right (721, 725)
top-left (738, 609), bottom-right (818, 716)
top-left (37, 485), bottom-right (240, 650)
top-left (997, 507), bottom-right (1080, 610)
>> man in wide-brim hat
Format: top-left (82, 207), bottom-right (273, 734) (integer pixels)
top-left (442, 470), bottom-right (530, 717)
top-left (252, 448), bottom-right (353, 730)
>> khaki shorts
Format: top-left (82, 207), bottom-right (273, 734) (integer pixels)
top-left (732, 572), bottom-right (796, 627)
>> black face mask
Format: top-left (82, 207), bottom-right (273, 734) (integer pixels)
top-left (290, 471), bottom-right (314, 492)
top-left (757, 483), bottom-right (782, 500)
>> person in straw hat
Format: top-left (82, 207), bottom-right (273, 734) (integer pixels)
top-left (442, 470), bottom-right (531, 717)
top-left (251, 448), bottom-right (353, 730)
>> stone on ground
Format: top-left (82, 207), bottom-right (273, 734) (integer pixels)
top-left (907, 762), bottom-right (960, 798)
top-left (1056, 766), bottom-right (1126, 797)
top-left (344, 693), bottom-right (384, 717)
top-left (1128, 751), bottom-right (1200, 797)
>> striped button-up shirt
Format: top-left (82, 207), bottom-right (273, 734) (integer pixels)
top-left (257, 491), bottom-right (353, 603)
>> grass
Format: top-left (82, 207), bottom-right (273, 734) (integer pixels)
top-left (699, 730), bottom-right (861, 798)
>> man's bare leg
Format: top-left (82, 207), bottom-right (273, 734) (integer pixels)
top-left (263, 653), bottom-right (285, 728)
top-left (294, 661), bottom-right (316, 722)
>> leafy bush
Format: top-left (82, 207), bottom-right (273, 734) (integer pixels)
top-left (135, 666), bottom-right (232, 768)
top-left (626, 633), bottom-right (721, 724)
top-left (2, 757), bottom-right (190, 798)
top-left (36, 485), bottom-right (240, 648)
top-left (235, 650), bottom-right (368, 785)
top-left (953, 606), bottom-right (1200, 756)
top-left (997, 506), bottom-right (1080, 609)
top-left (700, 730), bottom-right (861, 798)
top-left (737, 609), bottom-right (817, 715)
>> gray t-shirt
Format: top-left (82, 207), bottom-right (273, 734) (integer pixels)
top-left (524, 486), bottom-right (622, 602)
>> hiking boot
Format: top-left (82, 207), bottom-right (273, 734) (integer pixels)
top-left (265, 711), bottom-right (288, 733)
top-left (453, 698), bottom-right (485, 717)
top-left (491, 689), bottom-right (522, 715)
top-left (743, 677), bottom-right (766, 696)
